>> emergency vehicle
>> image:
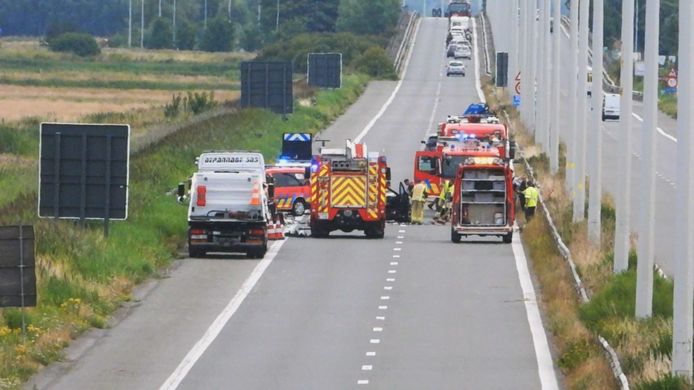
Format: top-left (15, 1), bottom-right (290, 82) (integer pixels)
top-left (450, 153), bottom-right (515, 243)
top-left (308, 141), bottom-right (390, 238)
top-left (266, 166), bottom-right (310, 216)
top-left (415, 122), bottom-right (513, 197)
top-left (183, 151), bottom-right (271, 258)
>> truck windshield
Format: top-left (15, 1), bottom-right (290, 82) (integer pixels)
top-left (442, 155), bottom-right (467, 178)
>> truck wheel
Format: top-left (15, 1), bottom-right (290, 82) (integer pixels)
top-left (365, 224), bottom-right (385, 239)
top-left (247, 245), bottom-right (267, 259)
top-left (189, 248), bottom-right (205, 258)
top-left (503, 232), bottom-right (513, 243)
top-left (311, 223), bottom-right (329, 238)
top-left (451, 228), bottom-right (462, 243)
top-left (292, 199), bottom-right (306, 216)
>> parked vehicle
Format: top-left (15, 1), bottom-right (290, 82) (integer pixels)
top-left (266, 166), bottom-right (310, 216)
top-left (182, 151), bottom-right (271, 258)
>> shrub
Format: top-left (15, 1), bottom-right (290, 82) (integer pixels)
top-left (164, 94), bottom-right (183, 118)
top-left (185, 91), bottom-right (216, 115)
top-left (48, 32), bottom-right (100, 57)
top-left (352, 46), bottom-right (396, 79)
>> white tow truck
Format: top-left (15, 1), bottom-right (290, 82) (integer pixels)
top-left (181, 151), bottom-right (271, 258)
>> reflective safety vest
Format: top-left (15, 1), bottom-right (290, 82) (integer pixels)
top-left (412, 182), bottom-right (427, 202)
top-left (523, 186), bottom-right (539, 208)
top-left (439, 180), bottom-right (452, 201)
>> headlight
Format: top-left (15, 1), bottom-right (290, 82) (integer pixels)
top-left (343, 209), bottom-right (353, 217)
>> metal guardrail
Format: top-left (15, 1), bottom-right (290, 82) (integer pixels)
top-left (480, 12), bottom-right (493, 75)
top-left (503, 109), bottom-right (630, 390)
top-left (393, 12), bottom-right (418, 77)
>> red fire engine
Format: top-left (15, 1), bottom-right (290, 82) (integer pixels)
top-left (308, 141), bottom-right (390, 238)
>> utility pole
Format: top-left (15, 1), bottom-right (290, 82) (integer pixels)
top-left (128, 0), bottom-right (132, 47)
top-left (511, 0), bottom-right (520, 90)
top-left (614, 0), bottom-right (635, 273)
top-left (276, 0), bottom-right (280, 32)
top-left (567, 0), bottom-right (579, 193)
top-left (204, 0), bottom-right (208, 30)
top-left (537, 0), bottom-right (546, 148)
top-left (673, 0), bottom-right (694, 378)
top-left (542, 0), bottom-right (552, 152)
top-left (159, 0), bottom-right (162, 17)
top-left (574, 0), bottom-right (589, 223)
top-left (588, 0), bottom-right (604, 241)
top-left (530, 0), bottom-right (539, 133)
top-left (173, 0), bottom-right (177, 47)
top-left (550, 0), bottom-right (561, 174)
top-left (635, 0), bottom-right (660, 319)
top-left (140, 0), bottom-right (145, 49)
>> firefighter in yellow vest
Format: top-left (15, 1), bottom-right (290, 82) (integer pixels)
top-left (411, 181), bottom-right (428, 224)
top-left (522, 181), bottom-right (539, 221)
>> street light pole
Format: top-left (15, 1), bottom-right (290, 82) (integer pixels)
top-left (537, 0), bottom-right (546, 146)
top-left (588, 0), bottom-right (604, 241)
top-left (140, 0), bottom-right (144, 49)
top-left (128, 0), bottom-right (132, 48)
top-left (543, 0), bottom-right (552, 152)
top-left (531, 0), bottom-right (539, 134)
top-left (635, 0), bottom-right (660, 319)
top-left (550, 0), bottom-right (561, 174)
top-left (672, 0), bottom-right (694, 378)
top-left (173, 0), bottom-right (176, 47)
top-left (614, 0), bottom-right (635, 273)
top-left (574, 0), bottom-right (589, 222)
top-left (567, 0), bottom-right (579, 193)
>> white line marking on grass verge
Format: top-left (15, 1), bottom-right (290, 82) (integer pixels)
top-left (472, 18), bottom-right (486, 103)
top-left (159, 240), bottom-right (287, 390)
top-left (353, 19), bottom-right (421, 144)
top-left (511, 229), bottom-right (559, 390)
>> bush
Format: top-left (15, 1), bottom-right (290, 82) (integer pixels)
top-left (48, 32), bottom-right (100, 56)
top-left (199, 16), bottom-right (235, 52)
top-left (352, 46), bottom-right (396, 79)
top-left (185, 91), bottom-right (216, 115)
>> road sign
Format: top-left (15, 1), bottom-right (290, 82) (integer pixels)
top-left (0, 226), bottom-right (36, 307)
top-left (514, 71), bottom-right (521, 95)
top-left (241, 61), bottom-right (293, 115)
top-left (667, 78), bottom-right (678, 88)
top-left (663, 87), bottom-right (677, 95)
top-left (39, 123), bottom-right (130, 221)
top-left (512, 95), bottom-right (521, 107)
top-left (307, 53), bottom-right (342, 89)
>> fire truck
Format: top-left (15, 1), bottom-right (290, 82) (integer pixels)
top-left (445, 1), bottom-right (472, 17)
top-left (414, 121), bottom-right (512, 197)
top-left (308, 141), bottom-right (390, 238)
top-left (450, 153), bottom-right (515, 243)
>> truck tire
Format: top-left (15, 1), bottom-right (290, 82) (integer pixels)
top-left (451, 228), bottom-right (462, 243)
top-left (247, 245), bottom-right (267, 259)
top-left (292, 199), bottom-right (306, 216)
top-left (503, 232), bottom-right (513, 243)
top-left (365, 223), bottom-right (385, 239)
top-left (189, 247), bottom-right (205, 258)
top-left (311, 223), bottom-right (329, 238)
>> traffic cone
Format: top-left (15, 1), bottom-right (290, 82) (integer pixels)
top-left (277, 223), bottom-right (285, 240)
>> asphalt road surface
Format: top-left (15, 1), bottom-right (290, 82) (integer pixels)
top-left (28, 17), bottom-right (559, 390)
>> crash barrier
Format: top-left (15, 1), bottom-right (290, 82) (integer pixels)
top-left (479, 13), bottom-right (493, 76)
top-left (393, 12), bottom-right (419, 77)
top-left (503, 110), bottom-right (630, 390)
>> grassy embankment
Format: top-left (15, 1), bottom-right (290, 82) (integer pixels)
top-left (481, 77), bottom-right (689, 389)
top-left (0, 70), bottom-right (369, 387)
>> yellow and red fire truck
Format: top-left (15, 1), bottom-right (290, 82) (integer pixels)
top-left (308, 141), bottom-right (390, 238)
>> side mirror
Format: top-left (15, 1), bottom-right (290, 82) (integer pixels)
top-left (385, 167), bottom-right (392, 181)
top-left (509, 141), bottom-right (517, 160)
top-left (421, 140), bottom-right (426, 144)
top-left (304, 166), bottom-right (311, 180)
top-left (177, 182), bottom-right (186, 203)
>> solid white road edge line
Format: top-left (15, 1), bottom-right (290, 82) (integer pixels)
top-left (478, 16), bottom-right (558, 390)
top-left (354, 18), bottom-right (421, 144)
top-left (159, 240), bottom-right (287, 390)
top-left (511, 230), bottom-right (560, 390)
top-left (631, 112), bottom-right (678, 143)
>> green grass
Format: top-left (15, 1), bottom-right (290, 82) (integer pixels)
top-left (0, 76), bottom-right (239, 91)
top-left (0, 72), bottom-right (369, 387)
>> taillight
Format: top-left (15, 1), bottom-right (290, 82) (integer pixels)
top-left (190, 229), bottom-right (207, 240)
top-left (249, 228), bottom-right (265, 237)
top-left (196, 185), bottom-right (207, 206)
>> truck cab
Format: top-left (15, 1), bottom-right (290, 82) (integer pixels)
top-left (186, 151), bottom-right (270, 258)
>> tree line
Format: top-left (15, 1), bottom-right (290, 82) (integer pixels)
top-left (0, 0), bottom-right (402, 52)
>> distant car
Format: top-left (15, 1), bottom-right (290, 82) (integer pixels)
top-left (454, 45), bottom-right (472, 60)
top-left (266, 166), bottom-right (310, 216)
top-left (451, 35), bottom-right (468, 45)
top-left (447, 43), bottom-right (460, 57)
top-left (447, 60), bottom-right (466, 77)
top-left (602, 93), bottom-right (621, 121)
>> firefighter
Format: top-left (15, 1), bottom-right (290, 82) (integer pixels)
top-left (411, 181), bottom-right (428, 225)
top-left (433, 182), bottom-right (454, 224)
top-left (522, 181), bottom-right (539, 221)
top-left (513, 176), bottom-right (528, 211)
top-left (429, 179), bottom-right (452, 211)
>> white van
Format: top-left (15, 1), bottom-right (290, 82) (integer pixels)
top-left (602, 93), bottom-right (621, 121)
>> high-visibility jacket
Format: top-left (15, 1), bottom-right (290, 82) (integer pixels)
top-left (523, 186), bottom-right (539, 208)
top-left (439, 180), bottom-right (452, 201)
top-left (412, 182), bottom-right (428, 202)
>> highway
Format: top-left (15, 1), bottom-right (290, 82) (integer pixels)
top-left (28, 18), bottom-right (558, 390)
top-left (486, 12), bottom-right (679, 274)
